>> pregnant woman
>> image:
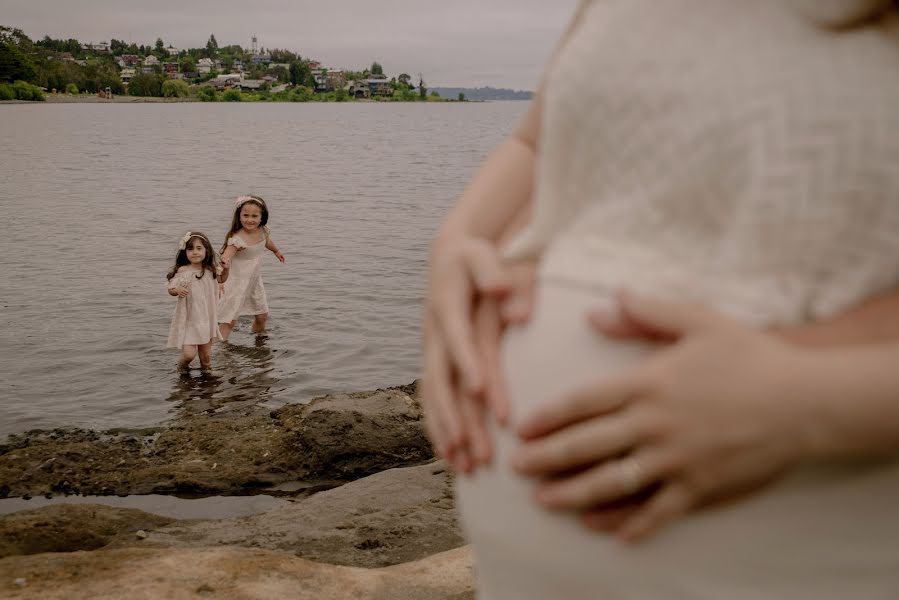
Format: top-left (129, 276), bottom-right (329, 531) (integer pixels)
top-left (424, 1), bottom-right (899, 598)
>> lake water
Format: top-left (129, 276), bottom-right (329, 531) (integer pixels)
top-left (0, 101), bottom-right (525, 438)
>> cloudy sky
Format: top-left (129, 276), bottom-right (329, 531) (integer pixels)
top-left (1, 0), bottom-right (579, 89)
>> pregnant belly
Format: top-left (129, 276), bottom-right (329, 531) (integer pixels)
top-left (455, 279), bottom-right (899, 600)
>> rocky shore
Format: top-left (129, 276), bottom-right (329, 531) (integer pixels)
top-left (0, 382), bottom-right (475, 599)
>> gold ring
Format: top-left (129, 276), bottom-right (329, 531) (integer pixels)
top-left (617, 456), bottom-right (644, 494)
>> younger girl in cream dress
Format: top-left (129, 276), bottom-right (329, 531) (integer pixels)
top-left (167, 232), bottom-right (228, 370)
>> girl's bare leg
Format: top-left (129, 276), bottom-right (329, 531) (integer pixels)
top-left (252, 312), bottom-right (268, 333)
top-left (197, 342), bottom-right (213, 370)
top-left (219, 321), bottom-right (236, 342)
top-left (178, 345), bottom-right (198, 370)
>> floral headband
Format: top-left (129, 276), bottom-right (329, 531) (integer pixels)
top-left (235, 195), bottom-right (265, 207)
top-left (177, 231), bottom-right (210, 251)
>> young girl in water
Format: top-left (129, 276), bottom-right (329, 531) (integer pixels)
top-left (218, 195), bottom-right (285, 341)
top-left (166, 231), bottom-right (229, 370)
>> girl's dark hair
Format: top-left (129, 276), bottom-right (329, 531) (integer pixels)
top-left (222, 195), bottom-right (269, 252)
top-left (166, 233), bottom-right (217, 281)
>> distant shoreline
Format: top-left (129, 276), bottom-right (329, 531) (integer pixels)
top-left (1, 94), bottom-right (524, 105)
top-left (2, 95), bottom-right (194, 104)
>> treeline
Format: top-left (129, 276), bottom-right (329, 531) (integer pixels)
top-left (0, 25), bottom-right (457, 103)
top-left (1, 26), bottom-right (124, 96)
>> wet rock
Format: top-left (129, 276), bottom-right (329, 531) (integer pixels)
top-left (0, 505), bottom-right (173, 558)
top-left (0, 383), bottom-right (432, 498)
top-left (149, 461), bottom-right (462, 568)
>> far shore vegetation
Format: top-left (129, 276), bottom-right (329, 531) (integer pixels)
top-left (0, 25), bottom-right (528, 103)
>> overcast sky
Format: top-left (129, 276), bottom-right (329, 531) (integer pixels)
top-left (1, 0), bottom-right (579, 89)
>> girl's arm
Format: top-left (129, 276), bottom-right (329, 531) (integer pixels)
top-left (220, 244), bottom-right (238, 269)
top-left (167, 269), bottom-right (190, 297)
top-left (265, 236), bottom-right (285, 262)
top-left (218, 261), bottom-right (230, 284)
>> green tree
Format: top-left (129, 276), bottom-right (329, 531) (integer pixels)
top-left (206, 34), bottom-right (218, 56)
top-left (335, 86), bottom-right (348, 102)
top-left (267, 65), bottom-right (289, 83)
top-left (418, 74), bottom-right (427, 100)
top-left (289, 85), bottom-right (313, 102)
top-left (128, 72), bottom-right (164, 96)
top-left (370, 61), bottom-right (383, 76)
top-left (430, 90), bottom-right (440, 98)
top-left (289, 60), bottom-right (310, 87)
top-left (398, 73), bottom-right (411, 86)
top-left (458, 92), bottom-right (465, 101)
top-left (0, 41), bottom-right (35, 83)
top-left (12, 80), bottom-right (44, 100)
top-left (65, 82), bottom-right (79, 94)
top-left (0, 28), bottom-right (37, 83)
top-left (197, 85), bottom-right (217, 101)
top-left (179, 56), bottom-right (195, 74)
top-left (222, 88), bottom-right (241, 101)
top-left (162, 79), bottom-right (189, 97)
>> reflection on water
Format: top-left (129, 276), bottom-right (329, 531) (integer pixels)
top-left (167, 333), bottom-right (279, 415)
top-left (0, 101), bottom-right (526, 436)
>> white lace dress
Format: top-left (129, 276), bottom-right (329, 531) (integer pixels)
top-left (217, 231), bottom-right (270, 323)
top-left (166, 267), bottom-right (223, 348)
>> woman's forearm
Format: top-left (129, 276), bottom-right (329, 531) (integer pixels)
top-left (795, 342), bottom-right (899, 459)
top-left (777, 289), bottom-right (899, 347)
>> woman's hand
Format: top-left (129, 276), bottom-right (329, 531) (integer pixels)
top-left (175, 287), bottom-right (190, 298)
top-left (220, 257), bottom-right (230, 270)
top-left (510, 292), bottom-right (809, 542)
top-left (422, 234), bottom-right (536, 472)
top-left (274, 250), bottom-right (285, 263)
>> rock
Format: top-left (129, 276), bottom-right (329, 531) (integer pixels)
top-left (149, 461), bottom-right (463, 568)
top-left (13, 577), bottom-right (26, 587)
top-left (0, 545), bottom-right (474, 599)
top-left (135, 530), bottom-right (148, 540)
top-left (0, 383), bottom-right (432, 498)
top-left (0, 505), bottom-right (173, 558)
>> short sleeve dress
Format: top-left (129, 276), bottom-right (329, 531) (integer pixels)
top-left (166, 267), bottom-right (223, 348)
top-left (217, 229), bottom-right (270, 323)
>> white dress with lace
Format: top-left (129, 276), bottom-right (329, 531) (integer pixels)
top-left (217, 230), bottom-right (270, 323)
top-left (166, 267), bottom-right (223, 348)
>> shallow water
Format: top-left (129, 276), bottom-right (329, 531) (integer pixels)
top-left (0, 493), bottom-right (290, 520)
top-left (0, 101), bottom-right (524, 437)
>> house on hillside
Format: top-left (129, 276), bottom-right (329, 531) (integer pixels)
top-left (197, 58), bottom-right (214, 75)
top-left (208, 75), bottom-right (241, 90)
top-left (313, 69), bottom-right (347, 92)
top-left (365, 74), bottom-right (392, 97)
top-left (141, 55), bottom-right (160, 74)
